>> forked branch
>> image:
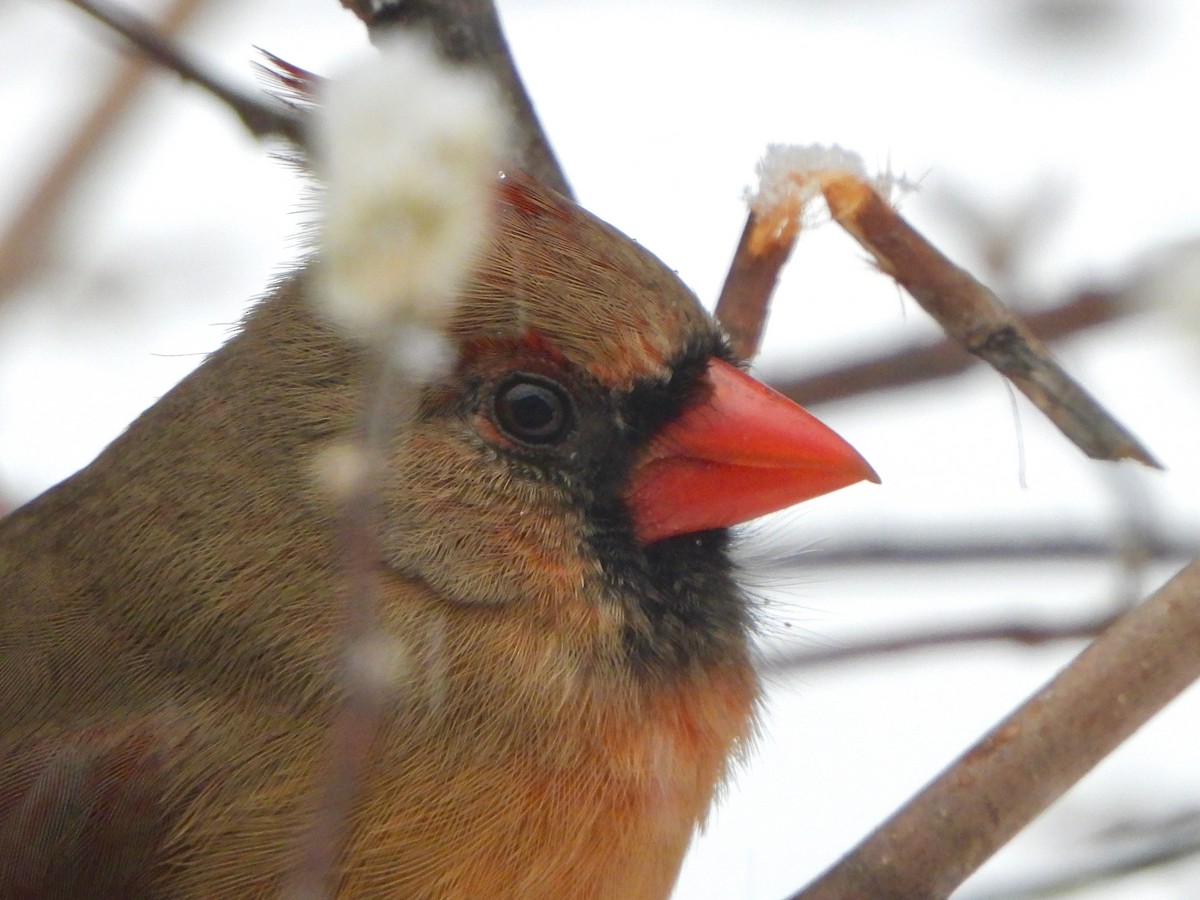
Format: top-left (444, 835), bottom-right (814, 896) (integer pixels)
top-left (731, 146), bottom-right (1158, 467)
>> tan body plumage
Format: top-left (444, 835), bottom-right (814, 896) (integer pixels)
top-left (0, 177), bottom-right (870, 897)
top-left (0, 179), bottom-right (760, 898)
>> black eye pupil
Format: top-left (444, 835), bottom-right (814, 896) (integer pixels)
top-left (495, 376), bottom-right (573, 445)
top-left (507, 386), bottom-right (556, 431)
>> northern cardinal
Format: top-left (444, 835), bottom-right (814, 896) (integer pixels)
top-left (0, 175), bottom-right (875, 898)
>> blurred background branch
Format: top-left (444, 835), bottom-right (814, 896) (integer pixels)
top-left (2, 0), bottom-right (1197, 896)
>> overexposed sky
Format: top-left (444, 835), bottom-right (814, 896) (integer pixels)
top-left (2, 1), bottom-right (1199, 896)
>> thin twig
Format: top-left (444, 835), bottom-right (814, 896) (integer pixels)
top-left (715, 209), bottom-right (801, 360)
top-left (60, 0), bottom-right (305, 146)
top-left (764, 532), bottom-right (1196, 568)
top-left (819, 172), bottom-right (1160, 468)
top-left (791, 557), bottom-right (1200, 899)
top-left (284, 39), bottom-right (498, 895)
top-left (968, 819), bottom-right (1200, 899)
top-left (760, 614), bottom-right (1117, 674)
top-left (769, 288), bottom-right (1126, 407)
top-left (285, 346), bottom-right (421, 900)
top-left (338, 0), bottom-right (572, 197)
top-left (0, 0), bottom-right (209, 298)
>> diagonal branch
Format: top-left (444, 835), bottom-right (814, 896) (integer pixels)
top-left (819, 171), bottom-right (1159, 467)
top-left (0, 0), bottom-right (211, 299)
top-left (790, 557), bottom-right (1200, 899)
top-left (715, 208), bottom-right (800, 360)
top-left (770, 288), bottom-right (1127, 407)
top-left (60, 0), bottom-right (305, 147)
top-left (969, 831), bottom-right (1200, 899)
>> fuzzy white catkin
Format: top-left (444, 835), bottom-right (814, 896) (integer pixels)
top-left (314, 34), bottom-right (504, 339)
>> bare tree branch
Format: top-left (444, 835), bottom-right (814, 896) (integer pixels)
top-left (285, 345), bottom-right (418, 900)
top-left (59, 0), bottom-right (305, 147)
top-left (819, 172), bottom-right (1160, 468)
top-left (769, 288), bottom-right (1126, 407)
top-left (765, 532), bottom-right (1196, 569)
top-left (969, 811), bottom-right (1200, 899)
top-left (0, 0), bottom-right (209, 298)
top-left (282, 40), bottom-right (500, 896)
top-left (791, 557), bottom-right (1200, 900)
top-left (715, 209), bottom-right (800, 360)
top-left (760, 614), bottom-right (1117, 674)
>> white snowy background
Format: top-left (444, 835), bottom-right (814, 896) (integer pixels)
top-left (2, 0), bottom-right (1199, 897)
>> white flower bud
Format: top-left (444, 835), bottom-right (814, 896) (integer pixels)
top-left (314, 34), bottom-right (504, 339)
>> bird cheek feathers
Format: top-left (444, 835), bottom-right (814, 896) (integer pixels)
top-left (378, 432), bottom-right (591, 611)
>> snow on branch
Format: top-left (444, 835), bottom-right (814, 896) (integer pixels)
top-left (718, 143), bottom-right (1158, 467)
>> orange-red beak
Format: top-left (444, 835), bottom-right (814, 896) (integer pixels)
top-left (625, 358), bottom-right (878, 545)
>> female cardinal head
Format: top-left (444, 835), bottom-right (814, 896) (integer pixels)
top-left (0, 168), bottom-right (876, 900)
top-left (374, 173), bottom-right (876, 676)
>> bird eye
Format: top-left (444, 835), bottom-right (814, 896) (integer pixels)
top-left (493, 375), bottom-right (575, 446)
